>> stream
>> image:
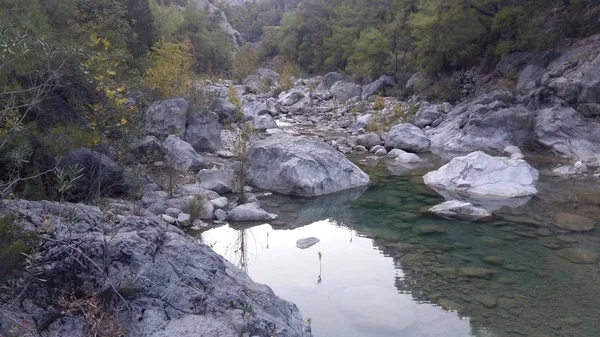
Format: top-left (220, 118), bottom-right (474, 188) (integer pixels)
top-left (199, 159), bottom-right (600, 337)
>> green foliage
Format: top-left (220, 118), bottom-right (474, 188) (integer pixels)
top-left (0, 215), bottom-right (34, 283)
top-left (186, 196), bottom-right (206, 222)
top-left (233, 45), bottom-right (259, 83)
top-left (149, 0), bottom-right (184, 42)
top-left (143, 40), bottom-right (194, 99)
top-left (228, 87), bottom-right (243, 121)
top-left (348, 29), bottom-right (390, 79)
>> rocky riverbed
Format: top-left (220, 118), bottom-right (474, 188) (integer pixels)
top-left (1, 34), bottom-right (599, 337)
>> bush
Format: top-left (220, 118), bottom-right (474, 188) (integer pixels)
top-left (186, 196), bottom-right (205, 222)
top-left (277, 60), bottom-right (296, 91)
top-left (0, 215), bottom-right (34, 283)
top-left (228, 87), bottom-right (244, 121)
top-left (142, 40), bottom-right (194, 99)
top-left (232, 45), bottom-right (259, 83)
top-left (373, 97), bottom-right (384, 111)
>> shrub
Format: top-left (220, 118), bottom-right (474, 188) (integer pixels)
top-left (228, 87), bottom-right (244, 121)
top-left (142, 40), bottom-right (194, 99)
top-left (278, 60), bottom-right (295, 91)
top-left (232, 45), bottom-right (259, 83)
top-left (186, 196), bottom-right (205, 222)
top-left (373, 97), bottom-right (384, 111)
top-left (0, 215), bottom-right (34, 283)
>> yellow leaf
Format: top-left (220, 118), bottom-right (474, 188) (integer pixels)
top-left (121, 118), bottom-right (128, 125)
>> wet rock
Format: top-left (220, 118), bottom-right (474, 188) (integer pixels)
top-left (554, 213), bottom-right (596, 232)
top-left (386, 149), bottom-right (405, 159)
top-left (555, 248), bottom-right (599, 264)
top-left (483, 256), bottom-right (505, 266)
top-left (428, 200), bottom-right (492, 222)
top-left (535, 228), bottom-right (553, 237)
top-left (296, 237), bottom-right (320, 249)
top-left (475, 294), bottom-right (497, 308)
top-left (245, 135), bottom-right (370, 196)
top-left (424, 151), bottom-right (538, 199)
top-left (458, 267), bottom-right (496, 280)
top-left (412, 224), bottom-right (445, 235)
top-left (434, 267), bottom-right (458, 279)
top-left (437, 299), bottom-right (461, 312)
top-left (385, 123), bottom-right (431, 152)
top-left (353, 145), bottom-right (367, 152)
top-left (163, 135), bottom-right (205, 171)
top-left (227, 203), bottom-right (278, 222)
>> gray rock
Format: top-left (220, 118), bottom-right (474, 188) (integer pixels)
top-left (210, 197), bottom-right (229, 209)
top-left (348, 114), bottom-right (373, 131)
top-left (213, 98), bottom-right (239, 124)
top-left (144, 98), bottom-right (188, 138)
top-left (129, 136), bottom-right (165, 163)
top-left (423, 151), bottom-right (539, 199)
top-left (160, 214), bottom-right (177, 224)
top-left (394, 152), bottom-right (422, 163)
top-left (227, 203), bottom-right (278, 221)
top-left (361, 75), bottom-right (396, 100)
top-left (496, 52), bottom-right (532, 75)
top-left (253, 114), bottom-right (278, 130)
top-left (318, 72), bottom-right (344, 91)
top-left (245, 135), bottom-right (370, 196)
top-left (374, 148), bottom-right (387, 157)
top-left (534, 106), bottom-right (600, 160)
top-left (296, 237), bottom-right (320, 249)
top-left (58, 148), bottom-right (125, 201)
top-left (165, 207), bottom-right (182, 217)
top-left (142, 190), bottom-right (168, 215)
top-left (414, 103), bottom-right (442, 128)
top-left (177, 212), bottom-right (191, 226)
top-left (517, 64), bottom-right (546, 91)
top-left (385, 123), bottom-right (431, 152)
top-left (554, 213), bottom-right (596, 232)
top-left (370, 145), bottom-right (385, 154)
top-left (0, 200), bottom-right (311, 337)
top-left (278, 91), bottom-right (306, 106)
top-left (503, 145), bottom-right (522, 156)
top-left (357, 133), bottom-right (382, 149)
top-left (428, 200), bottom-right (492, 222)
top-left (214, 208), bottom-right (227, 221)
top-left (331, 81), bottom-right (362, 102)
top-left (244, 68), bottom-right (280, 94)
top-left (163, 135), bottom-right (205, 171)
top-left (556, 248), bottom-right (599, 264)
top-left (353, 145), bottom-right (367, 152)
top-left (244, 101), bottom-right (269, 120)
top-left (185, 110), bottom-right (222, 152)
top-left (406, 72), bottom-right (422, 89)
top-left (198, 169), bottom-right (236, 194)
top-left (173, 184), bottom-right (220, 200)
top-left (386, 149), bottom-right (406, 159)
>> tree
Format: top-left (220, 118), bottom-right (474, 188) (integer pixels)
top-left (347, 28), bottom-right (391, 79)
top-left (125, 0), bottom-right (157, 58)
top-left (142, 40), bottom-right (194, 99)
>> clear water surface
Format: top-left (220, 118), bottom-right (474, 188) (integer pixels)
top-left (199, 159), bottom-right (600, 337)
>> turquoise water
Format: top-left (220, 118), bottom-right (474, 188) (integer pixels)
top-left (200, 161), bottom-right (600, 337)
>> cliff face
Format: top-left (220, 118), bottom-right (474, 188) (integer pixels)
top-left (194, 0), bottom-right (243, 48)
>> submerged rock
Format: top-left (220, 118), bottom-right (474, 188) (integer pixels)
top-left (554, 213), bottom-right (596, 232)
top-left (457, 267), bottom-right (497, 280)
top-left (296, 237), bottom-right (320, 249)
top-left (0, 200), bottom-right (311, 337)
top-left (424, 151), bottom-right (538, 199)
top-left (245, 135), bottom-right (370, 196)
top-left (428, 200), bottom-right (492, 222)
top-left (556, 248), bottom-right (600, 264)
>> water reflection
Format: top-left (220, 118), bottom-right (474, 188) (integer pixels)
top-left (199, 162), bottom-right (600, 337)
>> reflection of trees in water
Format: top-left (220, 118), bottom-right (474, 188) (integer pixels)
top-left (317, 251), bottom-right (322, 285)
top-left (228, 229), bottom-right (259, 274)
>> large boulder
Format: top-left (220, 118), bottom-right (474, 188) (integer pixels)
top-left (331, 81), bottom-right (362, 102)
top-left (357, 133), bottom-right (382, 149)
top-left (423, 151), bottom-right (539, 199)
top-left (317, 72), bottom-right (344, 91)
top-left (128, 135), bottom-right (165, 163)
top-left (198, 169), bottom-right (236, 194)
top-left (245, 135), bottom-right (370, 196)
top-left (385, 123), bottom-right (431, 152)
top-left (361, 75), bottom-right (396, 100)
top-left (253, 114), bottom-right (278, 130)
top-left (58, 148), bottom-right (125, 201)
top-left (414, 103), bottom-right (442, 128)
top-left (0, 200), bottom-right (311, 337)
top-left (243, 101), bottom-right (269, 120)
top-left (185, 110), bottom-right (222, 152)
top-left (213, 98), bottom-right (239, 124)
top-left (278, 91), bottom-right (306, 106)
top-left (144, 98), bottom-right (188, 138)
top-left (427, 90), bottom-right (533, 152)
top-left (227, 202), bottom-right (278, 222)
top-left (163, 135), bottom-right (205, 171)
top-left (534, 106), bottom-right (600, 160)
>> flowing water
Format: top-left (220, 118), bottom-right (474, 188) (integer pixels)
top-left (199, 159), bottom-right (600, 337)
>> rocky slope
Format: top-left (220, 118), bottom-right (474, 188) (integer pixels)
top-left (0, 199), bottom-right (311, 337)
